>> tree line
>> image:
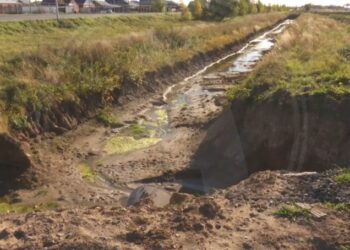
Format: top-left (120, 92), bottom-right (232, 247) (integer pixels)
top-left (180, 0), bottom-right (289, 20)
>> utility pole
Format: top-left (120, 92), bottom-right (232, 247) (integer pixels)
top-left (55, 0), bottom-right (59, 22)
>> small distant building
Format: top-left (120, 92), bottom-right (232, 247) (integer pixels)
top-left (139, 0), bottom-right (179, 12)
top-left (104, 0), bottom-right (138, 11)
top-left (129, 0), bottom-right (139, 9)
top-left (94, 0), bottom-right (122, 12)
top-left (41, 0), bottom-right (97, 12)
top-left (138, 0), bottom-right (151, 11)
top-left (0, 0), bottom-right (21, 14)
top-left (66, 0), bottom-right (79, 13)
top-left (79, 0), bottom-right (95, 12)
top-left (165, 0), bottom-right (179, 11)
top-left (106, 0), bottom-right (128, 6)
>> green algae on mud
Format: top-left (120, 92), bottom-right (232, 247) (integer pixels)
top-left (0, 201), bottom-right (60, 214)
top-left (334, 170), bottom-right (350, 184)
top-left (155, 109), bottom-right (168, 125)
top-left (104, 136), bottom-right (161, 155)
top-left (79, 162), bottom-right (96, 182)
top-left (130, 124), bottom-right (147, 137)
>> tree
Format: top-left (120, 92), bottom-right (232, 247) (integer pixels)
top-left (208, 0), bottom-right (240, 20)
top-left (180, 2), bottom-right (192, 21)
top-left (266, 4), bottom-right (272, 12)
top-left (152, 0), bottom-right (165, 12)
top-left (304, 4), bottom-right (312, 11)
top-left (257, 0), bottom-right (265, 13)
top-left (251, 3), bottom-right (258, 13)
top-left (238, 0), bottom-right (250, 15)
top-left (193, 0), bottom-right (203, 19)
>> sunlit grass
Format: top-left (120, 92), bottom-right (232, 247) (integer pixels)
top-left (0, 13), bottom-right (288, 132)
top-left (273, 204), bottom-right (310, 220)
top-left (227, 14), bottom-right (350, 102)
top-left (96, 109), bottom-right (123, 128)
top-left (0, 201), bottom-right (60, 214)
top-left (104, 136), bottom-right (161, 154)
top-left (79, 162), bottom-right (96, 182)
top-left (323, 202), bottom-right (350, 212)
top-left (334, 170), bottom-right (350, 184)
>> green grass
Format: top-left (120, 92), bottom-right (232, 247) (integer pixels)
top-left (339, 245), bottom-right (350, 250)
top-left (96, 109), bottom-right (123, 128)
top-left (326, 13), bottom-right (350, 24)
top-left (0, 12), bottom-right (289, 132)
top-left (227, 14), bottom-right (350, 103)
top-left (79, 162), bottom-right (96, 182)
top-left (0, 15), bottom-right (183, 60)
top-left (334, 170), bottom-right (350, 184)
top-left (323, 202), bottom-right (350, 212)
top-left (104, 136), bottom-right (161, 155)
top-left (273, 204), bottom-right (311, 220)
top-left (0, 201), bottom-right (60, 214)
top-left (130, 124), bottom-right (146, 136)
top-left (155, 109), bottom-right (168, 125)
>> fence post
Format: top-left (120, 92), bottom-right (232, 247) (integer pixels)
top-left (55, 0), bottom-right (60, 21)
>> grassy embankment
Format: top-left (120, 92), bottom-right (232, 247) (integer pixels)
top-left (227, 13), bottom-right (350, 101)
top-left (0, 13), bottom-right (289, 133)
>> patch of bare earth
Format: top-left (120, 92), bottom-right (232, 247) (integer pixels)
top-left (0, 170), bottom-right (348, 249)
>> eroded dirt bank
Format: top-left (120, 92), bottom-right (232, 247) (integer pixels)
top-left (231, 92), bottom-right (350, 172)
top-left (0, 15), bottom-right (349, 250)
top-left (20, 14), bottom-right (299, 138)
top-left (0, 14), bottom-right (297, 188)
top-left (0, 133), bottom-right (33, 195)
top-left (191, 91), bottom-right (350, 188)
top-left (0, 17), bottom-right (296, 208)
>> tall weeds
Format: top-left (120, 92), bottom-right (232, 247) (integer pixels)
top-left (228, 14), bottom-right (350, 101)
top-left (0, 13), bottom-right (288, 131)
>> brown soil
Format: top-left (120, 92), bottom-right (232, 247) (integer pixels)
top-left (0, 15), bottom-right (298, 199)
top-left (230, 91), bottom-right (350, 173)
top-left (0, 170), bottom-right (348, 250)
top-left (0, 15), bottom-right (348, 250)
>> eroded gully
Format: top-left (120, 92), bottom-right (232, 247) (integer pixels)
top-left (20, 19), bottom-right (294, 208)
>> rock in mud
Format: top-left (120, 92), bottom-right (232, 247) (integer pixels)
top-left (127, 185), bottom-right (171, 208)
top-left (199, 201), bottom-right (221, 219)
top-left (170, 193), bottom-right (191, 205)
top-left (125, 231), bottom-right (143, 244)
top-left (0, 229), bottom-right (9, 240)
top-left (13, 230), bottom-right (26, 240)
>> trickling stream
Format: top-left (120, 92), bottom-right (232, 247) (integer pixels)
top-left (143, 19), bottom-right (293, 141)
top-left (87, 19), bottom-right (294, 196)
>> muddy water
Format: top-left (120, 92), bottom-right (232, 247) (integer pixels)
top-left (87, 19), bottom-right (294, 195)
top-left (149, 19), bottom-right (293, 138)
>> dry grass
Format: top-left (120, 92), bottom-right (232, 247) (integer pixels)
top-left (228, 14), bottom-right (350, 101)
top-left (0, 12), bottom-right (289, 131)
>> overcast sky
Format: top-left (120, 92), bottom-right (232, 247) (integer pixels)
top-left (182, 0), bottom-right (349, 7)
